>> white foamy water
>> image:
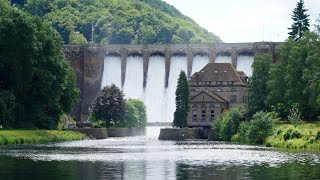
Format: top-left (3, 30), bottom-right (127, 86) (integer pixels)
top-left (236, 55), bottom-right (254, 77)
top-left (165, 56), bottom-right (188, 123)
top-left (191, 55), bottom-right (210, 75)
top-left (215, 55), bottom-right (232, 64)
top-left (123, 55), bottom-right (144, 99)
top-left (101, 55), bottom-right (122, 89)
top-left (143, 55), bottom-right (166, 123)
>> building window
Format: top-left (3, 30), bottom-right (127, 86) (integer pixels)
top-left (230, 95), bottom-right (237, 103)
top-left (228, 81), bottom-right (234, 85)
top-left (192, 110), bottom-right (198, 122)
top-left (201, 110), bottom-right (206, 122)
top-left (242, 96), bottom-right (248, 103)
top-left (210, 110), bottom-right (215, 121)
top-left (205, 81), bottom-right (211, 85)
top-left (216, 81), bottom-right (222, 85)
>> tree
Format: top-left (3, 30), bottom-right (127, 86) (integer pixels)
top-left (0, 91), bottom-right (16, 128)
top-left (0, 2), bottom-right (79, 129)
top-left (173, 71), bottom-right (189, 128)
top-left (69, 31), bottom-right (87, 44)
top-left (248, 54), bottom-right (272, 116)
top-left (288, 0), bottom-right (310, 41)
top-left (122, 99), bottom-right (147, 128)
top-left (91, 84), bottom-right (126, 127)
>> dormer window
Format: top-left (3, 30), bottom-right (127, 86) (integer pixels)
top-left (205, 81), bottom-right (211, 85)
top-left (216, 81), bottom-right (222, 85)
top-left (228, 81), bottom-right (234, 85)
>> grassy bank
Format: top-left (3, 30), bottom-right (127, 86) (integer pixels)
top-left (0, 130), bottom-right (87, 145)
top-left (266, 122), bottom-right (320, 151)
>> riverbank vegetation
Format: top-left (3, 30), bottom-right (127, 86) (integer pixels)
top-left (12, 0), bottom-right (221, 44)
top-left (90, 84), bottom-right (147, 128)
top-left (0, 1), bottom-right (79, 130)
top-left (266, 122), bottom-right (320, 151)
top-left (0, 130), bottom-right (87, 145)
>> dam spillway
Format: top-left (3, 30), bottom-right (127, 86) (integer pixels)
top-left (64, 42), bottom-right (281, 122)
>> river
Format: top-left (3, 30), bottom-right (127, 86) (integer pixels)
top-left (0, 127), bottom-right (319, 179)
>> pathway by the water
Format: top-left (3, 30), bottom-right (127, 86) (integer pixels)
top-left (0, 127), bottom-right (319, 179)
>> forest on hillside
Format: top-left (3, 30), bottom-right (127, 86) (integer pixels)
top-left (12, 0), bottom-right (222, 44)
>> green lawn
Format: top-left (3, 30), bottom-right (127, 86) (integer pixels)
top-left (266, 122), bottom-right (320, 151)
top-left (0, 130), bottom-right (87, 145)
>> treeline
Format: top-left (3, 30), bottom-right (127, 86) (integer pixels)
top-left (0, 1), bottom-right (79, 129)
top-left (249, 0), bottom-right (320, 121)
top-left (249, 30), bottom-right (320, 121)
top-left (12, 0), bottom-right (221, 44)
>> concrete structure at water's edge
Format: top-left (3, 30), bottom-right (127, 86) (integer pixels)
top-left (64, 42), bottom-right (281, 121)
top-left (187, 63), bottom-right (248, 128)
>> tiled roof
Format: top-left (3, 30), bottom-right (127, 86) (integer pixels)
top-left (189, 63), bottom-right (246, 86)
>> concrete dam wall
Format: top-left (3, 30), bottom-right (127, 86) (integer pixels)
top-left (64, 42), bottom-right (281, 122)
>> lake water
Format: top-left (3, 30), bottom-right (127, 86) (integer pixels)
top-left (0, 127), bottom-right (319, 180)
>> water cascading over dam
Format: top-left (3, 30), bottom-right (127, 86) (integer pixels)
top-left (236, 55), bottom-right (254, 77)
top-left (64, 42), bottom-right (281, 122)
top-left (123, 55), bottom-right (144, 99)
top-left (100, 55), bottom-right (254, 123)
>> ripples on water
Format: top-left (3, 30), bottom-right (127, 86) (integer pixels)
top-left (0, 127), bottom-right (320, 180)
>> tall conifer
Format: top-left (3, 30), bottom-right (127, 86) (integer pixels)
top-left (288, 0), bottom-right (310, 41)
top-left (173, 71), bottom-right (190, 128)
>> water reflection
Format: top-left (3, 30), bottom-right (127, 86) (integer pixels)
top-left (0, 127), bottom-right (319, 179)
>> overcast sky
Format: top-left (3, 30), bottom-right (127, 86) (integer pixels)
top-left (162, 0), bottom-right (320, 43)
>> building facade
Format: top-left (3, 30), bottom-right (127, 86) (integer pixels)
top-left (187, 63), bottom-right (248, 127)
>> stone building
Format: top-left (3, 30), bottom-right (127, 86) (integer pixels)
top-left (188, 63), bottom-right (248, 127)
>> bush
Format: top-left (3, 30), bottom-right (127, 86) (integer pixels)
top-left (212, 115), bottom-right (222, 140)
top-left (315, 131), bottom-right (320, 140)
top-left (219, 115), bottom-right (236, 141)
top-left (246, 111), bottom-right (274, 144)
top-left (92, 120), bottom-right (105, 128)
top-left (283, 128), bottom-right (301, 141)
top-left (237, 121), bottom-right (250, 143)
top-left (288, 106), bottom-right (302, 127)
top-left (212, 106), bottom-right (245, 141)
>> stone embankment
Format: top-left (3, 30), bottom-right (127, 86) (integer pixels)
top-left (158, 128), bottom-right (202, 140)
top-left (71, 128), bottom-right (108, 139)
top-left (107, 127), bottom-right (145, 137)
top-left (71, 127), bottom-right (146, 139)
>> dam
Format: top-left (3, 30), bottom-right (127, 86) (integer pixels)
top-left (64, 42), bottom-right (281, 122)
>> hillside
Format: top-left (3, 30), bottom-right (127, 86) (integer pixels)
top-left (15, 0), bottom-right (222, 44)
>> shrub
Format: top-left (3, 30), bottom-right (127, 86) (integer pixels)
top-left (212, 115), bottom-right (222, 140)
top-left (237, 121), bottom-right (250, 143)
top-left (246, 111), bottom-right (274, 144)
top-left (282, 127), bottom-right (302, 141)
top-left (219, 115), bottom-right (236, 141)
top-left (92, 120), bottom-right (105, 128)
top-left (288, 106), bottom-right (302, 127)
top-left (315, 131), bottom-right (320, 140)
top-left (212, 106), bottom-right (245, 141)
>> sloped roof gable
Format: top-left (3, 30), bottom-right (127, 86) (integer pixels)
top-left (191, 90), bottom-right (228, 103)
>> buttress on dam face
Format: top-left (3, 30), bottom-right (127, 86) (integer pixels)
top-left (64, 42), bottom-right (281, 122)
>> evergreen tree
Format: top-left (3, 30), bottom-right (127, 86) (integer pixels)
top-left (173, 71), bottom-right (190, 128)
top-left (248, 54), bottom-right (272, 116)
top-left (288, 0), bottom-right (310, 41)
top-left (91, 84), bottom-right (126, 127)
